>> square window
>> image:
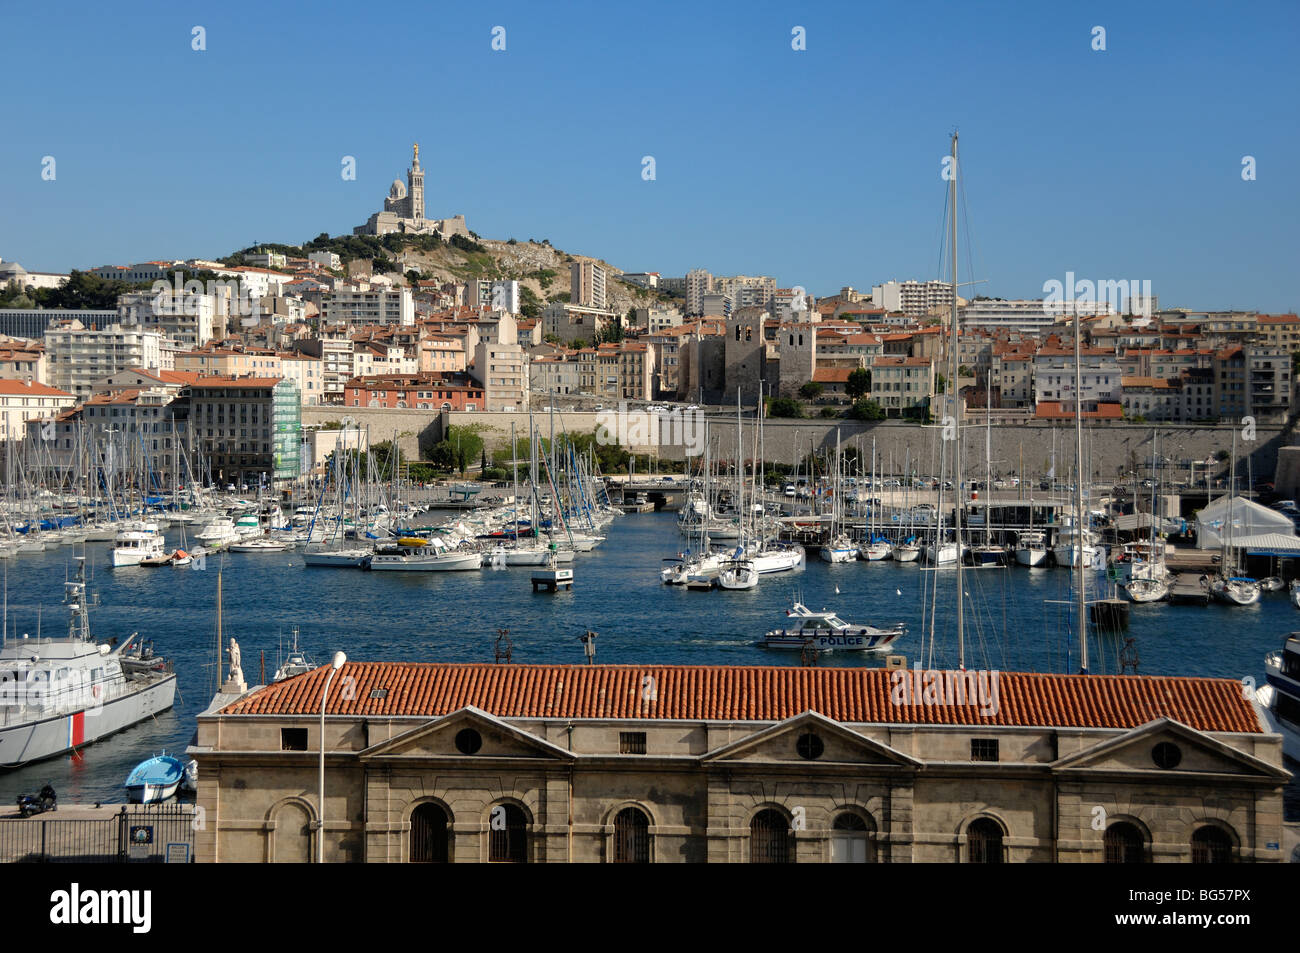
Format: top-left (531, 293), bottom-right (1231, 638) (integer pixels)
top-left (281, 727), bottom-right (308, 751)
top-left (620, 731), bottom-right (647, 754)
top-left (971, 738), bottom-right (999, 762)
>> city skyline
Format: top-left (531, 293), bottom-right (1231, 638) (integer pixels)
top-left (1, 0), bottom-right (1297, 309)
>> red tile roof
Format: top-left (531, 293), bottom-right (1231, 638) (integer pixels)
top-left (0, 380), bottom-right (73, 397)
top-left (1034, 401), bottom-right (1124, 420)
top-left (217, 663), bottom-right (1261, 732)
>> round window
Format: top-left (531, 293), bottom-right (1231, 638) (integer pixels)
top-left (796, 732), bottom-right (824, 760)
top-left (455, 728), bottom-right (482, 755)
top-left (1152, 741), bottom-right (1181, 769)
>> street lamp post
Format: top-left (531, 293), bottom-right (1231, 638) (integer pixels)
top-left (317, 650), bottom-right (346, 864)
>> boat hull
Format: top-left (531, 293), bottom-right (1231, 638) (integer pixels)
top-left (0, 675), bottom-right (177, 768)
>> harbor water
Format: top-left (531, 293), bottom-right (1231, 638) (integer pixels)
top-left (1, 510), bottom-right (1295, 804)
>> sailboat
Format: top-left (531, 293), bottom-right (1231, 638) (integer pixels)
top-left (819, 430), bottom-right (856, 563)
top-left (1210, 430), bottom-right (1260, 607)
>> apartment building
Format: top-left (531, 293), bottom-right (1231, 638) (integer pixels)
top-left (420, 336), bottom-right (467, 375)
top-left (343, 372), bottom-right (482, 411)
top-left (716, 275), bottom-right (776, 311)
top-left (0, 342), bottom-right (46, 384)
top-left (570, 261), bottom-right (608, 310)
top-left (1256, 313), bottom-right (1300, 352)
top-left (472, 342), bottom-right (528, 411)
top-left (118, 290), bottom-right (224, 349)
top-left (685, 268), bottom-right (713, 316)
top-left (464, 279), bottom-right (519, 314)
top-left (869, 356), bottom-right (935, 417)
top-left (1247, 347), bottom-right (1292, 423)
top-left (1120, 377), bottom-right (1184, 422)
top-left (1032, 348), bottom-right (1122, 410)
top-left (542, 303), bottom-right (615, 344)
top-left (1214, 347), bottom-right (1248, 420)
top-left (45, 323), bottom-right (163, 397)
top-left (0, 380), bottom-right (76, 440)
top-left (321, 288), bottom-right (415, 326)
top-left (184, 377), bottom-right (301, 486)
top-left (530, 352), bottom-right (582, 397)
top-left (871, 279), bottom-right (955, 316)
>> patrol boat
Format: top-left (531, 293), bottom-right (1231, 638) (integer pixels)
top-left (0, 556), bottom-right (177, 766)
top-left (757, 602), bottom-right (906, 653)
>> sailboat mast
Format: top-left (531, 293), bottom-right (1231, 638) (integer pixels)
top-left (1073, 292), bottom-right (1089, 673)
top-left (949, 130), bottom-right (965, 670)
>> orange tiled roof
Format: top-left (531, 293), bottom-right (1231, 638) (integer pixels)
top-left (1034, 401), bottom-right (1124, 420)
top-left (218, 662), bottom-right (1261, 732)
top-left (0, 380), bottom-right (73, 397)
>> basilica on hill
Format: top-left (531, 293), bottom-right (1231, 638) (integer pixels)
top-left (353, 143), bottom-right (470, 241)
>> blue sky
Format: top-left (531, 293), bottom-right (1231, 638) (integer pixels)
top-left (2, 0), bottom-right (1296, 310)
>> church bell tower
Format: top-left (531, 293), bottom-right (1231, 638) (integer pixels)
top-left (407, 143), bottom-right (425, 222)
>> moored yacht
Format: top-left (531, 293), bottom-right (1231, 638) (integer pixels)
top-left (111, 521), bottom-right (165, 567)
top-left (1257, 634), bottom-right (1300, 764)
top-left (1014, 530), bottom-right (1048, 567)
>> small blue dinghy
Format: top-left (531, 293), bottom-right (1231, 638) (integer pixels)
top-left (124, 753), bottom-right (186, 804)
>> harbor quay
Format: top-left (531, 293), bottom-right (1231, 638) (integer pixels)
top-left (188, 663), bottom-right (1287, 863)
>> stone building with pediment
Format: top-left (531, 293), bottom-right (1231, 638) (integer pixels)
top-left (189, 663), bottom-right (1290, 863)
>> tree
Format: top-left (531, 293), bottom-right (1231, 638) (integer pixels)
top-left (799, 381), bottom-right (823, 400)
top-left (848, 399), bottom-right (886, 421)
top-left (936, 372), bottom-right (949, 393)
top-left (519, 286), bottom-right (542, 318)
top-left (846, 368), bottom-right (871, 400)
top-left (767, 397), bottom-right (803, 418)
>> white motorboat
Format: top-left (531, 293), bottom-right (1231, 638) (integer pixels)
top-left (1014, 530), bottom-right (1049, 567)
top-left (1257, 634), bottom-right (1300, 764)
top-left (230, 538), bottom-right (288, 553)
top-left (195, 517), bottom-right (241, 549)
top-left (1259, 576), bottom-right (1284, 593)
top-left (367, 539), bottom-right (481, 571)
top-left (111, 521), bottom-right (165, 567)
top-left (1290, 580), bottom-right (1300, 609)
top-left (757, 602), bottom-right (906, 653)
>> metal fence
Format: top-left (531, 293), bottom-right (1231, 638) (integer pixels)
top-left (0, 804), bottom-right (195, 863)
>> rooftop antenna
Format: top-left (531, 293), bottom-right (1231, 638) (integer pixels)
top-left (494, 628), bottom-right (513, 664)
top-left (580, 629), bottom-right (597, 665)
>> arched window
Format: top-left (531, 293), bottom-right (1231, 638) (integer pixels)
top-left (410, 803), bottom-right (449, 863)
top-left (831, 812), bottom-right (877, 863)
top-left (271, 801), bottom-right (312, 864)
top-left (488, 804), bottom-right (528, 863)
top-left (966, 818), bottom-right (1003, 864)
top-left (1104, 822), bottom-right (1147, 863)
top-left (750, 809), bottom-right (792, 864)
top-left (1191, 826), bottom-right (1234, 864)
top-left (612, 807), bottom-right (651, 863)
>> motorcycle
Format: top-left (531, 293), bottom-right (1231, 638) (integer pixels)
top-left (16, 784), bottom-right (57, 818)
